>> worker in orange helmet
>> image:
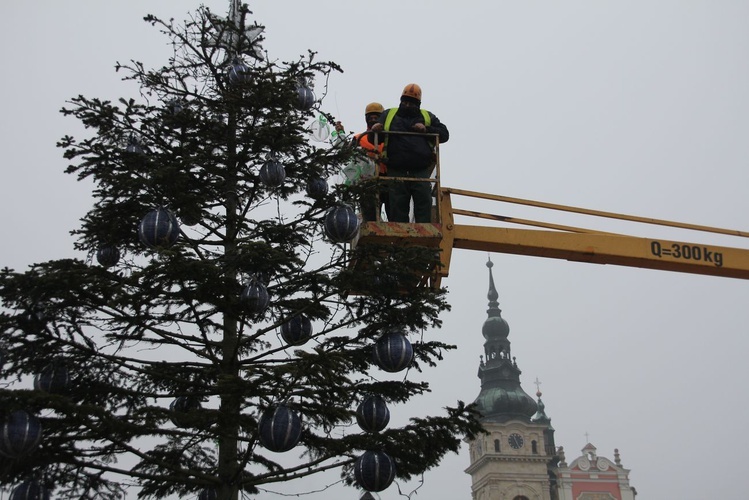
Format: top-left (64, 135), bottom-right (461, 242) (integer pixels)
top-left (354, 102), bottom-right (389, 221)
top-left (370, 83), bottom-right (449, 223)
top-left (336, 102), bottom-right (389, 221)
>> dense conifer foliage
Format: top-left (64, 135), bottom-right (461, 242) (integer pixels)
top-left (0, 4), bottom-right (480, 499)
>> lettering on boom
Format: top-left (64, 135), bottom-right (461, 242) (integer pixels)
top-left (650, 241), bottom-right (723, 267)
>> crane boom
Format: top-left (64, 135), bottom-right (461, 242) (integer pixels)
top-left (448, 224), bottom-right (747, 279)
top-left (435, 188), bottom-right (749, 280)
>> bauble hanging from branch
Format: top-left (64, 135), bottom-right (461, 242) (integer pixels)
top-left (323, 205), bottom-right (359, 243)
top-left (280, 314), bottom-right (312, 346)
top-left (9, 479), bottom-right (50, 500)
top-left (0, 410), bottom-right (43, 459)
top-left (354, 450), bottom-right (396, 492)
top-left (295, 78), bottom-right (315, 111)
top-left (197, 488), bottom-right (217, 500)
top-left (306, 177), bottom-right (328, 199)
top-left (169, 396), bottom-right (203, 428)
top-left (372, 330), bottom-right (414, 373)
top-left (124, 134), bottom-right (145, 156)
top-left (138, 208), bottom-right (180, 249)
top-left (241, 280), bottom-right (270, 316)
top-left (259, 155), bottom-right (286, 188)
top-left (227, 58), bottom-right (251, 86)
top-left (34, 364), bottom-right (71, 394)
top-left (257, 405), bottom-right (302, 452)
top-left (356, 395), bottom-right (390, 433)
top-left (96, 246), bottom-right (120, 267)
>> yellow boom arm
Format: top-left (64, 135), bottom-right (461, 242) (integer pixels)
top-left (437, 188), bottom-right (749, 282)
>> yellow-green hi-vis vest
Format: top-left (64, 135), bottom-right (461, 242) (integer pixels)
top-left (381, 108), bottom-right (432, 159)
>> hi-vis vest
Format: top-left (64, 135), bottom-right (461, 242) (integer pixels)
top-left (381, 108), bottom-right (432, 159)
top-left (354, 132), bottom-right (386, 174)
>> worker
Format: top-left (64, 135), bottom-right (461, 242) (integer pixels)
top-left (336, 103), bottom-right (389, 221)
top-left (370, 83), bottom-right (449, 223)
top-left (354, 102), bottom-right (389, 221)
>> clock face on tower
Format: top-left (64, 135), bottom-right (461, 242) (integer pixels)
top-left (508, 433), bottom-right (524, 449)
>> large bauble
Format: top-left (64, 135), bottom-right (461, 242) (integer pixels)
top-left (34, 364), bottom-right (70, 394)
top-left (295, 85), bottom-right (315, 110)
top-left (356, 396), bottom-right (390, 433)
top-left (10, 480), bottom-right (50, 500)
top-left (323, 205), bottom-right (359, 242)
top-left (0, 410), bottom-right (42, 458)
top-left (259, 159), bottom-right (286, 187)
top-left (96, 246), bottom-right (120, 267)
top-left (138, 208), bottom-right (180, 249)
top-left (257, 405), bottom-right (302, 452)
top-left (228, 60), bottom-right (251, 86)
top-left (124, 135), bottom-right (145, 156)
top-left (372, 331), bottom-right (413, 373)
top-left (169, 396), bottom-right (203, 428)
top-left (198, 488), bottom-right (217, 500)
top-left (306, 177), bottom-right (328, 199)
top-left (241, 281), bottom-right (270, 315)
top-left (179, 206), bottom-right (202, 227)
top-left (354, 450), bottom-right (396, 492)
top-left (280, 315), bottom-right (312, 346)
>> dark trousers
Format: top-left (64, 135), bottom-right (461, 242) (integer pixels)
top-left (361, 179), bottom-right (390, 222)
top-left (387, 167), bottom-right (432, 223)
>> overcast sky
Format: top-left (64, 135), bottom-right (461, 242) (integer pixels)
top-left (2, 1), bottom-right (749, 499)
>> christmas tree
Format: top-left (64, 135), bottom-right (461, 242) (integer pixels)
top-left (0, 3), bottom-right (480, 499)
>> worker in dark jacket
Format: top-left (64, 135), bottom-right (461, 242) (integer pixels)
top-left (370, 83), bottom-right (449, 223)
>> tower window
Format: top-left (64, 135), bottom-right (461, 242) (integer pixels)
top-left (531, 440), bottom-right (538, 454)
top-left (512, 496), bottom-right (530, 500)
top-left (494, 439), bottom-right (500, 452)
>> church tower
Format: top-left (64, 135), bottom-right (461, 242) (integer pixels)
top-left (466, 259), bottom-right (558, 500)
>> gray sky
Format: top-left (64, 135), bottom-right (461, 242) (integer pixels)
top-left (2, 1), bottom-right (749, 499)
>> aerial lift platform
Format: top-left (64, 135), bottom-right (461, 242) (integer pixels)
top-left (351, 133), bottom-right (749, 287)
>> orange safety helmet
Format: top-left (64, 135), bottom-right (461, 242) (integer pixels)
top-left (364, 102), bottom-right (384, 115)
top-left (401, 83), bottom-right (422, 102)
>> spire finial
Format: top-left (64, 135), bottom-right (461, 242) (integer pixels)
top-left (486, 256), bottom-right (499, 305)
top-left (533, 377), bottom-right (542, 397)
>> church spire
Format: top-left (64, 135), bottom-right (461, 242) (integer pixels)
top-left (473, 258), bottom-right (537, 423)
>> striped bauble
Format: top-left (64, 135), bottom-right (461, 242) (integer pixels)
top-left (227, 60), bottom-right (251, 86)
top-left (257, 405), bottom-right (302, 452)
top-left (9, 480), bottom-right (50, 500)
top-left (241, 281), bottom-right (270, 316)
top-left (259, 159), bottom-right (286, 187)
top-left (96, 246), bottom-right (120, 267)
top-left (197, 488), bottom-right (217, 500)
top-left (354, 450), bottom-right (396, 492)
top-left (280, 315), bottom-right (313, 346)
top-left (295, 85), bottom-right (315, 110)
top-left (372, 331), bottom-right (413, 373)
top-left (323, 205), bottom-right (359, 243)
top-left (306, 177), bottom-right (328, 199)
top-left (0, 410), bottom-right (42, 459)
top-left (356, 396), bottom-right (390, 433)
top-left (138, 208), bottom-right (180, 249)
top-left (33, 364), bottom-right (70, 394)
